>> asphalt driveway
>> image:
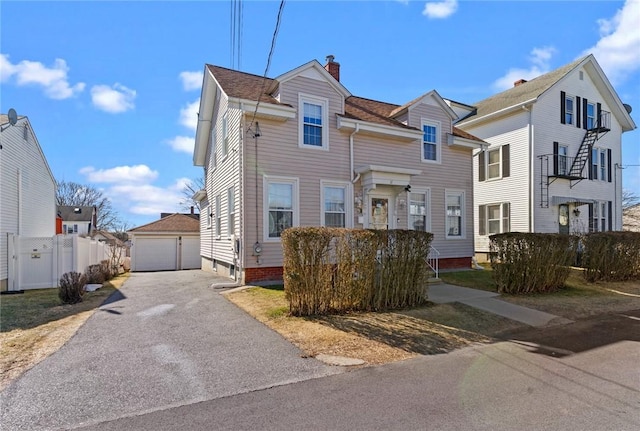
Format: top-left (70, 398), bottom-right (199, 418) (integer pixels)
top-left (0, 271), bottom-right (341, 430)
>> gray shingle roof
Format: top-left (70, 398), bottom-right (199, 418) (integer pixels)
top-left (128, 213), bottom-right (200, 233)
top-left (458, 56), bottom-right (589, 125)
top-left (58, 206), bottom-right (95, 222)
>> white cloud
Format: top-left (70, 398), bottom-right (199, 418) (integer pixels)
top-left (109, 182), bottom-right (184, 216)
top-left (167, 135), bottom-right (195, 154)
top-left (90, 83), bottom-right (136, 113)
top-left (79, 164), bottom-right (158, 184)
top-left (581, 0), bottom-right (640, 85)
top-left (492, 46), bottom-right (557, 91)
top-left (179, 71), bottom-right (203, 91)
top-left (422, 0), bottom-right (458, 19)
top-left (180, 99), bottom-right (200, 132)
top-left (0, 54), bottom-right (85, 99)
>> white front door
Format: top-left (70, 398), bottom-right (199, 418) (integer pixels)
top-left (369, 196), bottom-right (390, 230)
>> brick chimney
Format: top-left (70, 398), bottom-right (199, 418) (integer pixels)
top-left (324, 55), bottom-right (340, 82)
top-left (514, 79), bottom-right (528, 87)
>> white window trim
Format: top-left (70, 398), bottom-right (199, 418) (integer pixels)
top-left (320, 180), bottom-right (353, 228)
top-left (565, 95), bottom-right (574, 125)
top-left (227, 187), bottom-right (235, 237)
top-left (486, 147), bottom-right (502, 181)
top-left (407, 188), bottom-right (431, 232)
top-left (215, 194), bottom-right (221, 239)
top-left (221, 112), bottom-right (229, 162)
top-left (558, 145), bottom-right (569, 176)
top-left (586, 102), bottom-right (596, 129)
top-left (591, 147), bottom-right (600, 180)
top-left (263, 175), bottom-right (300, 242)
top-left (484, 202), bottom-right (510, 236)
top-left (205, 204), bottom-right (211, 229)
top-left (599, 149), bottom-right (607, 182)
top-left (298, 93), bottom-right (329, 150)
top-left (421, 119), bottom-right (441, 164)
top-left (210, 126), bottom-right (217, 171)
top-left (445, 189), bottom-right (465, 239)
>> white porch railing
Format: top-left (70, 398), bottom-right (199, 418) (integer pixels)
top-left (426, 246), bottom-right (439, 279)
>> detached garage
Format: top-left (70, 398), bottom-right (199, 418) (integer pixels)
top-left (128, 213), bottom-right (200, 272)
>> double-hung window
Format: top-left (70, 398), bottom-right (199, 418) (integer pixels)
top-left (215, 195), bottom-right (221, 238)
top-left (227, 187), bottom-right (235, 237)
top-left (586, 102), bottom-right (596, 130)
top-left (591, 148), bottom-right (599, 180)
top-left (479, 145), bottom-right (510, 181)
top-left (408, 191), bottom-right (430, 232)
top-left (299, 94), bottom-right (328, 149)
top-left (221, 113), bottom-right (229, 160)
top-left (422, 121), bottom-right (439, 162)
top-left (488, 148), bottom-right (501, 179)
top-left (210, 126), bottom-right (217, 169)
top-left (558, 145), bottom-right (568, 176)
top-left (445, 190), bottom-right (465, 238)
top-left (565, 96), bottom-right (574, 125)
top-left (265, 176), bottom-right (299, 240)
top-left (479, 202), bottom-right (511, 236)
top-left (599, 150), bottom-right (606, 181)
top-left (205, 204), bottom-right (211, 228)
top-left (321, 182), bottom-right (350, 228)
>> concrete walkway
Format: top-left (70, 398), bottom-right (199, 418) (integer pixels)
top-left (428, 283), bottom-right (568, 327)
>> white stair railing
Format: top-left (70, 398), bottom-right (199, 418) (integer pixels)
top-left (426, 246), bottom-right (439, 279)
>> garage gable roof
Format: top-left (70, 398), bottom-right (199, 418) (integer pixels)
top-left (128, 213), bottom-right (200, 233)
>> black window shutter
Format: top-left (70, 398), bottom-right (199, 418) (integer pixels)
top-left (560, 91), bottom-right (566, 124)
top-left (479, 151), bottom-right (486, 182)
top-left (502, 144), bottom-right (510, 178)
top-left (607, 149), bottom-right (612, 182)
top-left (608, 201), bottom-right (613, 231)
top-left (576, 96), bottom-right (581, 128)
top-left (503, 202), bottom-right (511, 232)
top-left (479, 205), bottom-right (486, 236)
top-left (553, 141), bottom-right (559, 175)
top-left (588, 148), bottom-right (593, 180)
top-left (588, 204), bottom-right (594, 232)
top-left (597, 103), bottom-right (602, 128)
top-left (583, 98), bottom-right (588, 130)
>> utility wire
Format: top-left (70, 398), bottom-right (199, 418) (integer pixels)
top-left (248, 0), bottom-right (286, 131)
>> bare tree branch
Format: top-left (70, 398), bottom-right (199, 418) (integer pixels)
top-left (180, 176), bottom-right (205, 212)
top-left (622, 189), bottom-right (640, 231)
top-left (56, 180), bottom-right (122, 231)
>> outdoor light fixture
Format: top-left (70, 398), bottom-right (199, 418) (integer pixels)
top-left (404, 185), bottom-right (411, 192)
top-left (252, 122), bottom-right (261, 138)
top-left (573, 208), bottom-right (581, 217)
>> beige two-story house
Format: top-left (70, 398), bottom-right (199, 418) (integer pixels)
top-left (193, 56), bottom-right (485, 283)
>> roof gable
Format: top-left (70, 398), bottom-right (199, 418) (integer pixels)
top-left (389, 90), bottom-right (457, 120)
top-left (273, 60), bottom-right (351, 98)
top-left (128, 213), bottom-right (200, 233)
top-left (458, 54), bottom-right (635, 131)
top-left (58, 205), bottom-right (95, 222)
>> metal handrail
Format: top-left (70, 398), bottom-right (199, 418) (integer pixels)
top-left (426, 245), bottom-right (439, 279)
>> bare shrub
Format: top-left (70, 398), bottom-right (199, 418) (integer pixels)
top-left (58, 271), bottom-right (87, 304)
top-left (582, 232), bottom-right (640, 282)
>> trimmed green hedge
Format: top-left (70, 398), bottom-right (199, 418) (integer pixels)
top-left (282, 228), bottom-right (433, 316)
top-left (489, 233), bottom-right (577, 294)
top-left (582, 231), bottom-right (640, 282)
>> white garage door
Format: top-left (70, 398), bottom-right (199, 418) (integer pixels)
top-left (133, 238), bottom-right (177, 271)
top-left (181, 237), bottom-right (201, 269)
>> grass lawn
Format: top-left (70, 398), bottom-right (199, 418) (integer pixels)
top-left (0, 274), bottom-right (129, 391)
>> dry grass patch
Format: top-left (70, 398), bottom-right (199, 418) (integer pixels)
top-left (224, 285), bottom-right (520, 366)
top-left (0, 274), bottom-right (129, 391)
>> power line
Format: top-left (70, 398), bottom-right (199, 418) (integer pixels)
top-left (248, 0), bottom-right (286, 131)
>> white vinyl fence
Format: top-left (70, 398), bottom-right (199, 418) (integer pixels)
top-left (7, 234), bottom-right (110, 291)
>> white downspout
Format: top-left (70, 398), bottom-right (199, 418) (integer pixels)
top-left (523, 105), bottom-right (534, 232)
top-left (350, 124), bottom-right (360, 183)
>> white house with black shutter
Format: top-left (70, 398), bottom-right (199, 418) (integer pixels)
top-left (450, 54), bottom-right (636, 255)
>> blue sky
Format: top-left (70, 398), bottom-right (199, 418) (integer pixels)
top-left (2, 0), bottom-right (639, 228)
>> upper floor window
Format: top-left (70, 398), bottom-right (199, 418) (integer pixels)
top-left (298, 94), bottom-right (328, 150)
top-left (558, 145), bottom-right (568, 176)
top-left (478, 145), bottom-right (510, 181)
top-left (422, 120), bottom-right (440, 163)
top-left (591, 148), bottom-right (599, 180)
top-left (221, 113), bottom-right (229, 160)
top-left (210, 126), bottom-right (217, 169)
top-left (565, 95), bottom-right (574, 125)
top-left (599, 150), bottom-right (606, 181)
top-left (322, 182), bottom-right (350, 228)
top-left (205, 204), bottom-right (212, 228)
top-left (264, 176), bottom-right (299, 240)
top-left (586, 102), bottom-right (596, 129)
top-left (408, 190), bottom-right (430, 232)
top-left (445, 190), bottom-right (465, 239)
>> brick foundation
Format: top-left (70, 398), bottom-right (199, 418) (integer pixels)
top-left (244, 266), bottom-right (284, 283)
top-left (438, 257), bottom-right (472, 270)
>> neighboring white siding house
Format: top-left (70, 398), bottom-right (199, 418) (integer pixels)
top-left (193, 57), bottom-right (486, 283)
top-left (453, 55), bottom-right (636, 254)
top-left (0, 114), bottom-right (57, 291)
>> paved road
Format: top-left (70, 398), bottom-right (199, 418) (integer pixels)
top-left (85, 336), bottom-right (640, 431)
top-left (0, 271), bottom-right (342, 431)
